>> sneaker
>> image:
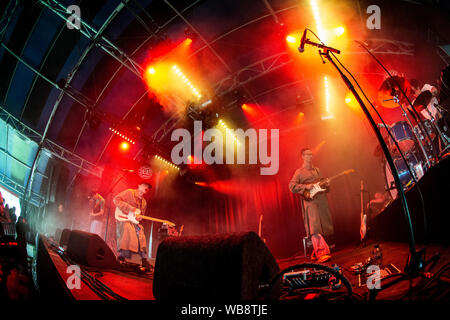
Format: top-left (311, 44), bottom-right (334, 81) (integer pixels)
top-left (317, 254), bottom-right (331, 263)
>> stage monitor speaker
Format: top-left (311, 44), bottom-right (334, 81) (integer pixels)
top-left (152, 231), bottom-right (281, 300)
top-left (54, 228), bottom-right (62, 243)
top-left (66, 230), bottom-right (117, 269)
top-left (36, 235), bottom-right (73, 299)
top-left (47, 162), bottom-right (70, 204)
top-left (59, 228), bottom-right (71, 247)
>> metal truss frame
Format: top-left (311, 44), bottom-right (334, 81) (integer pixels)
top-left (347, 39), bottom-right (415, 56)
top-left (0, 171), bottom-right (44, 207)
top-left (0, 106), bottom-right (102, 178)
top-left (0, 0), bottom-right (19, 40)
top-left (212, 51), bottom-right (294, 98)
top-left (39, 0), bottom-right (143, 78)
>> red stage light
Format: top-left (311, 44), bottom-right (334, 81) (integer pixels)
top-left (345, 91), bottom-right (361, 114)
top-left (120, 141), bottom-right (130, 151)
top-left (241, 103), bottom-right (261, 120)
top-left (286, 35), bottom-right (297, 44)
top-left (184, 38), bottom-right (192, 45)
top-left (295, 111), bottom-right (305, 125)
top-left (195, 182), bottom-right (208, 187)
top-left (334, 26), bottom-right (345, 37)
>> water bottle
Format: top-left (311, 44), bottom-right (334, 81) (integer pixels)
top-left (372, 244), bottom-right (383, 267)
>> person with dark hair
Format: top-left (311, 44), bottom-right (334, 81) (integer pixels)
top-left (113, 181), bottom-right (151, 263)
top-left (0, 196), bottom-right (4, 222)
top-left (0, 199), bottom-right (9, 223)
top-left (289, 148), bottom-right (334, 263)
top-left (8, 207), bottom-right (16, 224)
top-left (88, 190), bottom-right (105, 237)
top-left (4, 204), bottom-right (10, 222)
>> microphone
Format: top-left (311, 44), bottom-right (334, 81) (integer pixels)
top-left (298, 29), bottom-right (307, 53)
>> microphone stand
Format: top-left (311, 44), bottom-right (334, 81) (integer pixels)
top-left (305, 41), bottom-right (425, 274)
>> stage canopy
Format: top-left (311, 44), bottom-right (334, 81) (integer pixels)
top-left (0, 0), bottom-right (449, 212)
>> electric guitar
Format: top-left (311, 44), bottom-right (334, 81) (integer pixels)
top-left (258, 214), bottom-right (266, 243)
top-left (360, 180), bottom-right (367, 241)
top-left (115, 207), bottom-right (176, 227)
top-left (301, 169), bottom-right (355, 201)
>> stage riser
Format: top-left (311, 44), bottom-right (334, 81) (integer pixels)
top-left (372, 156), bottom-right (450, 245)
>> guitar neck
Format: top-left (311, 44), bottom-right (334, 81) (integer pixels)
top-left (328, 170), bottom-right (352, 182)
top-left (137, 214), bottom-right (175, 227)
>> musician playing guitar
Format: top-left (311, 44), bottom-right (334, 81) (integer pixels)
top-left (289, 147), bottom-right (334, 263)
top-left (113, 181), bottom-right (151, 264)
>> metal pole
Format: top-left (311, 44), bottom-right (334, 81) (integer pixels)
top-left (322, 50), bottom-right (416, 256)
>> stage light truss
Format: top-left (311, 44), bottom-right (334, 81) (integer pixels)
top-left (0, 107), bottom-right (102, 178)
top-left (0, 0), bottom-right (20, 39)
top-left (172, 65), bottom-right (202, 99)
top-left (348, 39), bottom-right (415, 56)
top-left (218, 119), bottom-right (240, 146)
top-left (42, 139), bottom-right (103, 177)
top-left (37, 0), bottom-right (191, 166)
top-left (150, 115), bottom-right (183, 143)
top-left (0, 171), bottom-right (44, 208)
top-left (108, 127), bottom-right (136, 144)
top-left (154, 155), bottom-right (180, 171)
top-left (39, 0), bottom-right (144, 78)
top-left (437, 45), bottom-right (450, 65)
top-left (212, 52), bottom-right (293, 98)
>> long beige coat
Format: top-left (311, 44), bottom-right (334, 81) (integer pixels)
top-left (289, 166), bottom-right (334, 237)
top-left (113, 189), bottom-right (147, 253)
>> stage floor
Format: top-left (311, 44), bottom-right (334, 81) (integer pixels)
top-left (50, 240), bottom-right (449, 300)
top-left (277, 240), bottom-right (450, 300)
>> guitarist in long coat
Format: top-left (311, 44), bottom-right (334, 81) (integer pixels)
top-left (113, 182), bottom-right (151, 261)
top-left (289, 148), bottom-right (334, 263)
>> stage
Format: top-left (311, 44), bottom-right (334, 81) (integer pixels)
top-left (1, 0), bottom-right (450, 306)
top-left (29, 235), bottom-right (450, 301)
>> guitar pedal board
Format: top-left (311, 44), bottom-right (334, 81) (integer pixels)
top-left (283, 265), bottom-right (342, 291)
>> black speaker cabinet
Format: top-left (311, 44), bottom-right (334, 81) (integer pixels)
top-left (59, 228), bottom-right (71, 247)
top-left (66, 230), bottom-right (117, 269)
top-left (153, 231), bottom-right (280, 300)
top-left (54, 228), bottom-right (62, 243)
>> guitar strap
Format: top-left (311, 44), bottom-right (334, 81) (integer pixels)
top-left (133, 190), bottom-right (144, 212)
top-left (133, 190), bottom-right (145, 255)
top-left (313, 167), bottom-right (319, 178)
